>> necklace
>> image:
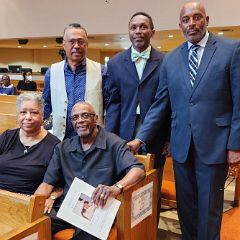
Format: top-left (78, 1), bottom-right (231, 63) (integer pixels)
top-left (20, 129), bottom-right (42, 154)
top-left (23, 145), bottom-right (32, 154)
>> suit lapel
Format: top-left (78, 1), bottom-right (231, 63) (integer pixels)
top-left (181, 42), bottom-right (192, 93)
top-left (190, 32), bottom-right (217, 97)
top-left (140, 47), bottom-right (158, 83)
top-left (124, 48), bottom-right (140, 83)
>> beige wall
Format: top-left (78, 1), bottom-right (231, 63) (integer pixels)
top-left (0, 0), bottom-right (239, 39)
top-left (0, 49), bottom-right (101, 72)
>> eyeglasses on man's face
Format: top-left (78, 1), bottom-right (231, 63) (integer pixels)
top-left (64, 39), bottom-right (86, 46)
top-left (69, 113), bottom-right (96, 122)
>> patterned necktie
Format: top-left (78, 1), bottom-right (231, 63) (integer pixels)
top-left (131, 51), bottom-right (150, 62)
top-left (189, 45), bottom-right (199, 86)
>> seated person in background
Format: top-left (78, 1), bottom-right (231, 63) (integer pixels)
top-left (0, 74), bottom-right (18, 95)
top-left (0, 77), bottom-right (3, 87)
top-left (17, 71), bottom-right (37, 91)
top-left (35, 102), bottom-right (145, 240)
top-left (0, 92), bottom-right (60, 196)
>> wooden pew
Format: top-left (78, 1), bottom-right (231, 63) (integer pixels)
top-left (18, 90), bottom-right (42, 95)
top-left (0, 101), bottom-right (17, 115)
top-left (0, 190), bottom-right (51, 240)
top-left (0, 114), bottom-right (18, 135)
top-left (116, 153), bottom-right (158, 240)
top-left (161, 157), bottom-right (177, 208)
top-left (0, 95), bottom-right (18, 103)
top-left (234, 165), bottom-right (240, 207)
top-left (10, 80), bottom-right (44, 91)
top-left (53, 154), bottom-right (158, 240)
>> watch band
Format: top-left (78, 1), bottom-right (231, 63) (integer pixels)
top-left (114, 183), bottom-right (123, 194)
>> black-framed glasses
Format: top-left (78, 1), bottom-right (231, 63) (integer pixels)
top-left (64, 39), bottom-right (86, 46)
top-left (69, 113), bottom-right (96, 122)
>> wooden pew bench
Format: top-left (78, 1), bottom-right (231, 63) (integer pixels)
top-left (161, 157), bottom-right (177, 208)
top-left (0, 190), bottom-right (51, 240)
top-left (0, 95), bottom-right (18, 103)
top-left (0, 101), bottom-right (17, 115)
top-left (10, 80), bottom-right (44, 92)
top-left (0, 114), bottom-right (18, 135)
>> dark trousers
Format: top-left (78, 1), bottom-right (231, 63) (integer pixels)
top-left (173, 139), bottom-right (228, 240)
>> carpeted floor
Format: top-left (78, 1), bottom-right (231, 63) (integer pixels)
top-left (221, 207), bottom-right (240, 240)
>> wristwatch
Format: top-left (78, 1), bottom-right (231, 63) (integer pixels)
top-left (114, 183), bottom-right (123, 194)
top-left (50, 194), bottom-right (57, 200)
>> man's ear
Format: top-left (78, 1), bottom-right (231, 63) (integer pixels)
top-left (151, 30), bottom-right (155, 38)
top-left (94, 115), bottom-right (98, 124)
top-left (206, 16), bottom-right (209, 26)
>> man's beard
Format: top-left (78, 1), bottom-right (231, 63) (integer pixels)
top-left (78, 129), bottom-right (90, 138)
top-left (181, 25), bottom-right (207, 44)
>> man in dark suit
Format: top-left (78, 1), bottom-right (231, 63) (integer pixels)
top-left (105, 12), bottom-right (169, 225)
top-left (128, 2), bottom-right (240, 240)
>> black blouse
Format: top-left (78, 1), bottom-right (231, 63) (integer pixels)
top-left (0, 128), bottom-right (60, 195)
top-left (17, 80), bottom-right (37, 91)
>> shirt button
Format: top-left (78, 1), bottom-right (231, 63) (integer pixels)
top-left (136, 100), bottom-right (139, 103)
top-left (64, 109), bottom-right (67, 111)
top-left (65, 101), bottom-right (67, 103)
top-left (63, 116), bottom-right (66, 119)
top-left (190, 103), bottom-right (194, 106)
top-left (138, 85), bottom-right (142, 89)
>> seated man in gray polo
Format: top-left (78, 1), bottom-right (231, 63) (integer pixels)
top-left (35, 102), bottom-right (145, 240)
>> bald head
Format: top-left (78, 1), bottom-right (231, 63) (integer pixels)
top-left (179, 2), bottom-right (209, 44)
top-left (72, 102), bottom-right (96, 115)
top-left (180, 2), bottom-right (206, 20)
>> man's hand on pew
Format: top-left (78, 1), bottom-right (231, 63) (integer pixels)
top-left (162, 141), bottom-right (171, 158)
top-left (127, 139), bottom-right (142, 154)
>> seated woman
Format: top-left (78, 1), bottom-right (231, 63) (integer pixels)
top-left (0, 92), bottom-right (60, 196)
top-left (17, 71), bottom-right (37, 91)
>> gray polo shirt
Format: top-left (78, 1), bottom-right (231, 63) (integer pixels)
top-left (43, 126), bottom-right (145, 197)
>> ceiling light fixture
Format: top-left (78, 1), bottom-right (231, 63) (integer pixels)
top-left (105, 43), bottom-right (109, 46)
top-left (218, 31), bottom-right (224, 35)
top-left (168, 35), bottom-right (173, 38)
top-left (18, 46), bottom-right (22, 48)
top-left (157, 46), bottom-right (161, 49)
top-left (43, 45), bottom-right (47, 48)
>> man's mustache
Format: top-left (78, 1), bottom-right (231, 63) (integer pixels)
top-left (71, 49), bottom-right (82, 54)
top-left (187, 27), bottom-right (199, 34)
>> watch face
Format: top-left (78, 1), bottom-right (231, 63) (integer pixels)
top-left (50, 195), bottom-right (57, 200)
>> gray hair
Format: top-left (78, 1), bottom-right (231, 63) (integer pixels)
top-left (16, 92), bottom-right (45, 113)
top-left (63, 23), bottom-right (88, 40)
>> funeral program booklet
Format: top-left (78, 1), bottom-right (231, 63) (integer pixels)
top-left (57, 177), bottom-right (121, 240)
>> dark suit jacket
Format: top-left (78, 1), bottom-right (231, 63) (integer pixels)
top-left (136, 32), bottom-right (240, 164)
top-left (105, 46), bottom-right (168, 168)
